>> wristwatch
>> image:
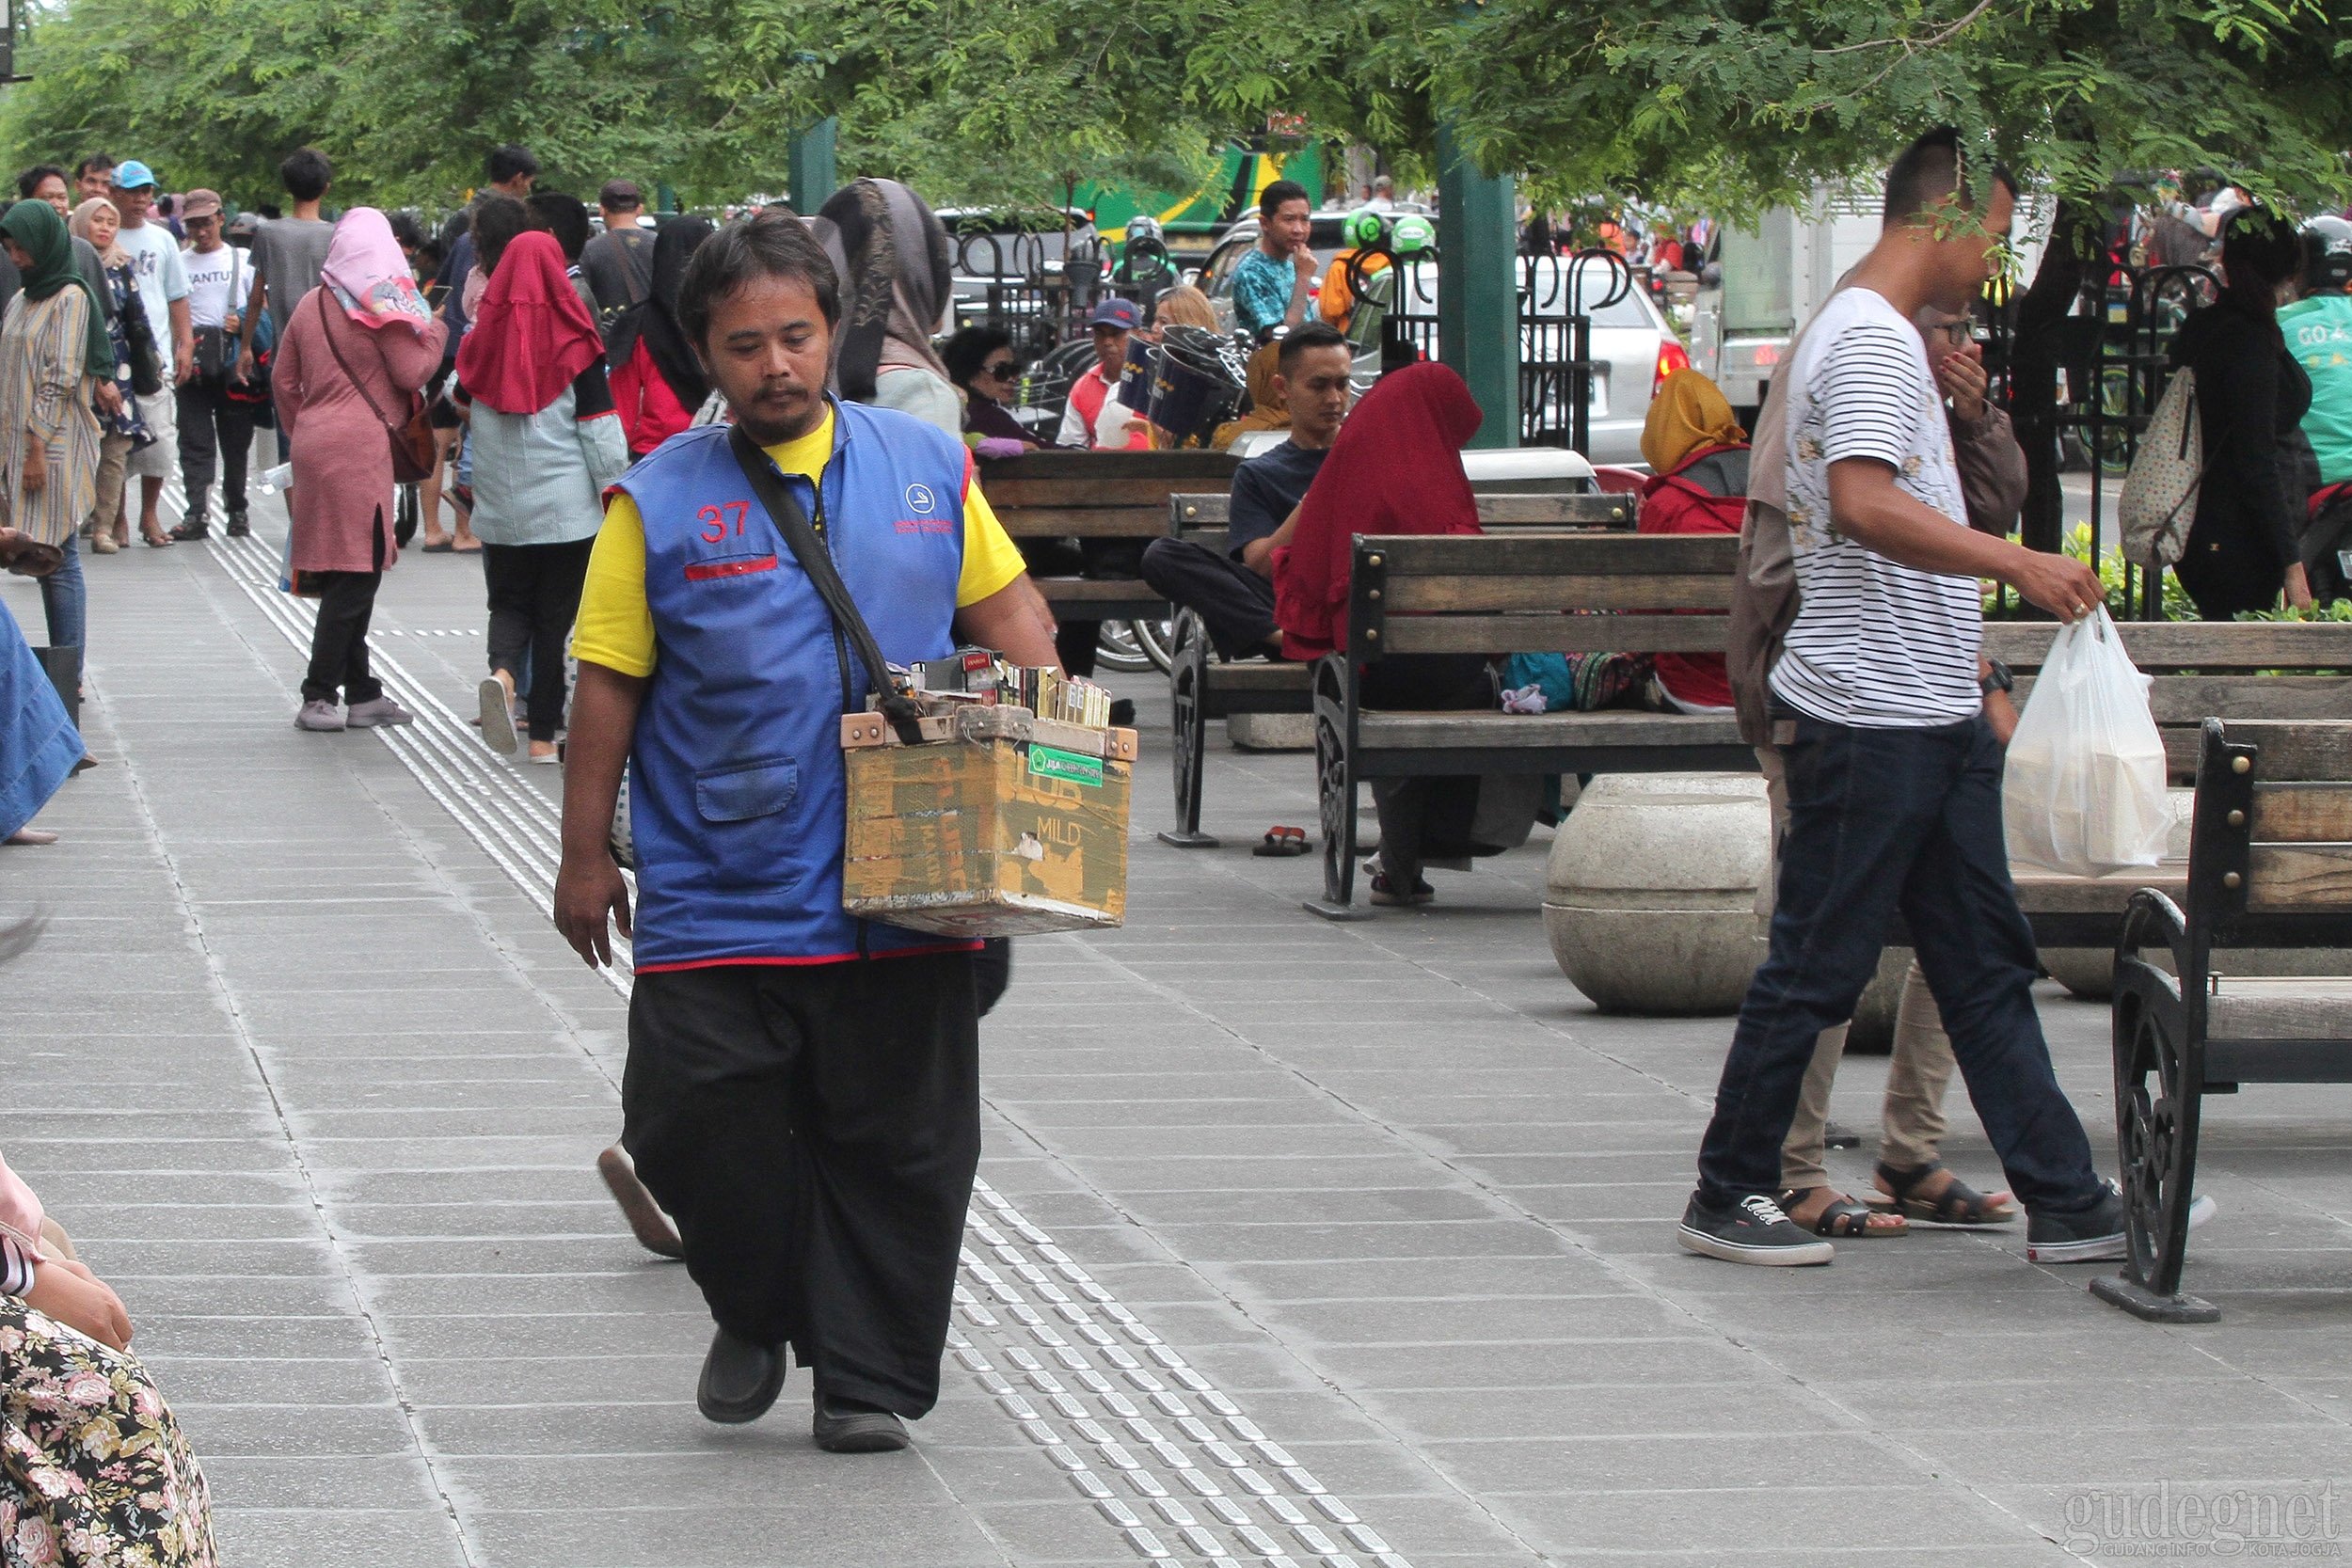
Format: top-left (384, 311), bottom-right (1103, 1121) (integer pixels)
top-left (1979, 657), bottom-right (2013, 697)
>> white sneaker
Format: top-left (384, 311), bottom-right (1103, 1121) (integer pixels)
top-left (345, 696), bottom-right (414, 728)
top-left (295, 700), bottom-right (345, 732)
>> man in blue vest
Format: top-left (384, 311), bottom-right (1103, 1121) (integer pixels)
top-left (554, 212), bottom-right (1060, 1451)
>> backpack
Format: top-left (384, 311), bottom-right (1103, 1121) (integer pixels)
top-left (2119, 368), bottom-right (2203, 565)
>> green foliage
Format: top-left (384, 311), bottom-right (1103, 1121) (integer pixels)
top-left (1983, 522), bottom-right (2197, 620)
top-left (2234, 599), bottom-right (2352, 621)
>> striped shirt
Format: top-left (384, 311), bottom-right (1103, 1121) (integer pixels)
top-left (1771, 288), bottom-right (1982, 727)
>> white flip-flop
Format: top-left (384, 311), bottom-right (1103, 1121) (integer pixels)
top-left (477, 676), bottom-right (517, 756)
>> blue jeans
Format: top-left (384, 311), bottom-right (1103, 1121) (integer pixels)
top-left (1694, 713), bottom-right (2105, 1214)
top-left (39, 532), bottom-right (83, 651)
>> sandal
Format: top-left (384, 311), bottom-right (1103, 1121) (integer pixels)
top-left (1778, 1186), bottom-right (1907, 1238)
top-left (1867, 1162), bottom-right (2017, 1227)
top-left (1252, 826), bottom-right (1310, 857)
top-left (1368, 871), bottom-right (1434, 907)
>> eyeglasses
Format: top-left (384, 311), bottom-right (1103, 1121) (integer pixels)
top-left (981, 359), bottom-right (1021, 380)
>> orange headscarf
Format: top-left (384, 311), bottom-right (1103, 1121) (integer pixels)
top-left (1641, 367), bottom-right (1747, 475)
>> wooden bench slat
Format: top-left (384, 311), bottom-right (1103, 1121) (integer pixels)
top-left (2225, 721), bottom-right (2352, 782)
top-left (1983, 621), bottom-right (2352, 672)
top-left (2011, 866), bottom-right (2188, 912)
top-left (2248, 844), bottom-right (2352, 909)
top-left (998, 509), bottom-right (1171, 537)
top-left (1359, 533), bottom-right (1739, 575)
top-left (1385, 576), bottom-right (1734, 613)
top-left (1354, 710), bottom-right (1745, 750)
top-left (1029, 579), bottom-right (1171, 603)
top-left (2251, 784), bottom-right (2352, 845)
top-left (982, 451), bottom-right (1241, 481)
top-left (1168, 493), bottom-right (1630, 529)
top-left (1381, 615), bottom-right (1730, 656)
top-left (2009, 675), bottom-right (2352, 723)
top-left (1210, 662), bottom-right (1311, 691)
top-left (991, 477), bottom-right (1245, 508)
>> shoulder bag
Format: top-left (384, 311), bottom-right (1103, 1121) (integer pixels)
top-left (2119, 367), bottom-right (2203, 566)
top-left (315, 289), bottom-right (436, 484)
top-left (116, 273), bottom-right (163, 397)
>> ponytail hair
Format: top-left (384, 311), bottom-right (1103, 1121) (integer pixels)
top-left (2219, 207), bottom-right (2301, 341)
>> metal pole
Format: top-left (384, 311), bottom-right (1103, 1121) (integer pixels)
top-left (788, 119), bottom-right (839, 214)
top-left (1436, 123), bottom-right (1518, 449)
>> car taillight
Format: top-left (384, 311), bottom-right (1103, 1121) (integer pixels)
top-left (1653, 338), bottom-right (1692, 397)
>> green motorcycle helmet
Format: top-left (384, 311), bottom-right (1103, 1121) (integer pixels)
top-left (1343, 208), bottom-right (1387, 249)
top-left (1391, 214), bottom-right (1436, 256)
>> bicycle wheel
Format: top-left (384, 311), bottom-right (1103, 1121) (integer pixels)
top-left (1130, 617), bottom-right (1176, 673)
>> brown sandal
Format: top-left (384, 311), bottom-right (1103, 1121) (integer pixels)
top-left (1866, 1162), bottom-right (2017, 1227)
top-left (1779, 1186), bottom-right (1907, 1238)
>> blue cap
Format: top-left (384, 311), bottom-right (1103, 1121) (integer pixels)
top-left (111, 160), bottom-right (157, 190)
top-left (1088, 297), bottom-right (1141, 330)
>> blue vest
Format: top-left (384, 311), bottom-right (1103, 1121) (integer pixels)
top-left (616, 403), bottom-right (972, 969)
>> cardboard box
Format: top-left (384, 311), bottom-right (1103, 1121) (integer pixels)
top-left (841, 706), bottom-right (1136, 936)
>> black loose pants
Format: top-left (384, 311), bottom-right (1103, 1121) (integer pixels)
top-left (622, 952), bottom-right (981, 1418)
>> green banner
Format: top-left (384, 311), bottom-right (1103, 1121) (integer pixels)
top-left (1027, 745), bottom-right (1104, 788)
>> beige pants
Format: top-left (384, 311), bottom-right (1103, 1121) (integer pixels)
top-left (89, 432), bottom-right (134, 538)
top-left (1753, 744), bottom-right (1961, 1192)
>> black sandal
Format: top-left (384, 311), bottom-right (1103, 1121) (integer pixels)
top-left (1867, 1162), bottom-right (2017, 1227)
top-left (1778, 1186), bottom-right (1906, 1238)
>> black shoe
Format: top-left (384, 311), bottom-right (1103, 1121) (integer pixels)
top-left (813, 1391), bottom-right (910, 1452)
top-left (696, 1328), bottom-right (786, 1424)
top-left (1677, 1192), bottom-right (1835, 1266)
top-left (2026, 1180), bottom-right (2217, 1264)
top-left (225, 512), bottom-right (250, 538)
top-left (1108, 698), bottom-right (1136, 728)
top-left (166, 521), bottom-right (210, 542)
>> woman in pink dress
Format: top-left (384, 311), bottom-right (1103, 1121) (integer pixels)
top-left (271, 208), bottom-right (448, 732)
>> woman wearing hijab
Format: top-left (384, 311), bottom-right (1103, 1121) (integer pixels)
top-left (0, 200), bottom-right (107, 672)
top-left (272, 207), bottom-right (448, 733)
top-left (1212, 342), bottom-right (1291, 451)
top-left (1275, 362), bottom-right (1536, 905)
top-left (456, 230), bottom-right (626, 762)
top-left (815, 179), bottom-right (961, 438)
top-left (68, 197), bottom-right (143, 551)
top-left (1636, 368), bottom-right (1749, 712)
top-left (608, 216), bottom-right (711, 457)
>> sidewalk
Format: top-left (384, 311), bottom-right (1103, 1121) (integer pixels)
top-left (3, 487), bottom-right (2348, 1567)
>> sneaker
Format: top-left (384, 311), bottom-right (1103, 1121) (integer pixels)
top-left (697, 1328), bottom-right (786, 1424)
top-left (813, 1390), bottom-right (910, 1453)
top-left (166, 520), bottom-right (210, 542)
top-left (478, 676), bottom-right (517, 754)
top-left (2026, 1180), bottom-right (2217, 1264)
top-left (295, 700), bottom-right (345, 732)
top-left (1677, 1192), bottom-right (1836, 1266)
top-left (225, 512), bottom-right (250, 539)
top-left (344, 695), bottom-right (415, 728)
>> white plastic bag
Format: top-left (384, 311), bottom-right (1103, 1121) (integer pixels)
top-left (2002, 608), bottom-right (2171, 877)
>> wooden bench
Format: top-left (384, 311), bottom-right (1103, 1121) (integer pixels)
top-left (2099, 719), bottom-right (2352, 1324)
top-left (977, 450), bottom-right (1241, 624)
top-left (1314, 542), bottom-right (2352, 920)
top-left (1158, 490), bottom-right (1641, 848)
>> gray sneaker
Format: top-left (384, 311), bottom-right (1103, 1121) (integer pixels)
top-left (2026, 1179), bottom-right (2217, 1264)
top-left (295, 700), bottom-right (346, 732)
top-left (345, 695), bottom-right (415, 728)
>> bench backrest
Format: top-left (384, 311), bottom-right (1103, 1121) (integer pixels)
top-left (981, 451), bottom-right (1241, 539)
top-left (1989, 622), bottom-right (2352, 780)
top-left (1345, 532), bottom-right (1737, 663)
top-left (2188, 719), bottom-right (2352, 945)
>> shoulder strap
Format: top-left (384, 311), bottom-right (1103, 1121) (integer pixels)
top-left (314, 288), bottom-right (403, 437)
top-left (725, 421), bottom-right (928, 745)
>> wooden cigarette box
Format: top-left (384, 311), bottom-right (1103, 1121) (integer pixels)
top-left (840, 705), bottom-right (1135, 936)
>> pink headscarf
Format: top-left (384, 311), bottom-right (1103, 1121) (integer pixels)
top-left (320, 207), bottom-right (433, 334)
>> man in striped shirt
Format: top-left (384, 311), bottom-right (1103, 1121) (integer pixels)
top-left (1680, 129), bottom-right (2132, 1268)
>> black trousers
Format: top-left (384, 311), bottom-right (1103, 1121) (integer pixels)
top-left (1138, 538), bottom-right (1279, 658)
top-left (303, 572), bottom-right (385, 705)
top-left (482, 538), bottom-right (594, 741)
top-left (1362, 655), bottom-right (1496, 887)
top-left (622, 953), bottom-right (981, 1418)
top-left (175, 378), bottom-right (255, 520)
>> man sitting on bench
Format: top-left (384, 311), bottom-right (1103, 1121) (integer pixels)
top-left (1139, 323), bottom-right (1353, 658)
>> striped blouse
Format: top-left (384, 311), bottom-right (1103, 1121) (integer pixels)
top-left (0, 287), bottom-right (103, 547)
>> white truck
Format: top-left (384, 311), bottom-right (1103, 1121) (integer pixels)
top-left (1689, 185), bottom-right (1883, 420)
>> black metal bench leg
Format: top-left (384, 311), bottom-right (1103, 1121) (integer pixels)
top-left (2091, 910), bottom-right (2218, 1323)
top-left (1304, 656), bottom-right (1371, 921)
top-left (1157, 610), bottom-right (1217, 849)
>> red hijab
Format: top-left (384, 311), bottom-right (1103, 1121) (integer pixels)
top-left (455, 230), bottom-right (604, 416)
top-left (1273, 362), bottom-right (1484, 659)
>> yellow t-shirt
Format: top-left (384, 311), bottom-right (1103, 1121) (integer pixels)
top-left (571, 408), bottom-right (1027, 678)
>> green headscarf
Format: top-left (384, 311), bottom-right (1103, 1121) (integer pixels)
top-left (3, 198), bottom-right (114, 377)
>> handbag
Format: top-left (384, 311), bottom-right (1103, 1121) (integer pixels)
top-left (315, 289), bottom-right (436, 484)
top-left (2119, 367), bottom-right (2203, 566)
